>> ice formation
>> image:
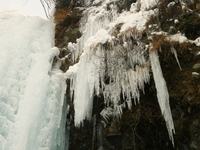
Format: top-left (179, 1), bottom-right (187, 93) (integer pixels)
top-left (136, 0), bottom-right (158, 11)
top-left (0, 10), bottom-right (67, 150)
top-left (171, 45), bottom-right (182, 70)
top-left (65, 0), bottom-right (175, 144)
top-left (0, 0), bottom-right (178, 148)
top-left (149, 50), bottom-right (175, 146)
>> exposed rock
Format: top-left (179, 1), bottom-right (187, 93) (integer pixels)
top-left (54, 7), bottom-right (82, 48)
top-left (107, 121), bottom-right (121, 136)
top-left (189, 119), bottom-right (200, 149)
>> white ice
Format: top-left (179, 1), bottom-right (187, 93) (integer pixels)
top-left (0, 10), bottom-right (66, 150)
top-left (64, 0), bottom-right (175, 145)
top-left (150, 50), bottom-right (175, 146)
top-left (168, 32), bottom-right (188, 43)
top-left (194, 37), bottom-right (200, 46)
top-left (65, 0), bottom-right (152, 125)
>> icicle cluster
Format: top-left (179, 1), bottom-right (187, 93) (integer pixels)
top-left (66, 0), bottom-right (119, 125)
top-left (94, 32), bottom-right (150, 120)
top-left (68, 1), bottom-right (118, 62)
top-left (65, 0), bottom-right (175, 145)
top-left (65, 0), bottom-right (155, 125)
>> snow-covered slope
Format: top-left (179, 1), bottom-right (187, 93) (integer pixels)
top-left (0, 10), bottom-right (66, 150)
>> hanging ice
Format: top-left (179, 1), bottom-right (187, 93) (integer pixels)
top-left (64, 0), bottom-right (175, 144)
top-left (65, 0), bottom-right (154, 126)
top-left (149, 50), bottom-right (175, 145)
top-left (0, 10), bottom-right (67, 150)
top-left (65, 1), bottom-right (119, 125)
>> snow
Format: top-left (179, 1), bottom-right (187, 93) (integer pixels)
top-left (87, 29), bottom-right (112, 47)
top-left (92, 0), bottom-right (103, 5)
top-left (0, 10), bottom-right (66, 150)
top-left (194, 37), bottom-right (200, 46)
top-left (152, 31), bottom-right (188, 43)
top-left (152, 31), bottom-right (189, 44)
top-left (192, 72), bottom-right (199, 75)
top-left (167, 2), bottom-right (176, 8)
top-left (63, 0), bottom-right (175, 144)
top-left (112, 9), bottom-right (156, 32)
top-left (174, 19), bottom-right (179, 24)
top-left (150, 50), bottom-right (175, 146)
top-left (69, 0), bottom-right (157, 63)
top-left (136, 0), bottom-right (158, 11)
top-left (168, 32), bottom-right (188, 43)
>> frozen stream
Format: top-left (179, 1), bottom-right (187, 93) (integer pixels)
top-left (0, 10), bottom-right (67, 150)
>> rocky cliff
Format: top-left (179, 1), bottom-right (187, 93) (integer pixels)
top-left (54, 0), bottom-right (200, 149)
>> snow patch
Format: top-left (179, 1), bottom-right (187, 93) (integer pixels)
top-left (192, 72), bottom-right (199, 75)
top-left (194, 37), bottom-right (200, 46)
top-left (174, 19), bottom-right (179, 24)
top-left (136, 0), bottom-right (158, 11)
top-left (167, 2), bottom-right (176, 8)
top-left (168, 32), bottom-right (188, 43)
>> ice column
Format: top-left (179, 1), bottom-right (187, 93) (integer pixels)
top-left (150, 50), bottom-right (175, 145)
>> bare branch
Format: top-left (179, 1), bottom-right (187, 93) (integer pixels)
top-left (40, 0), bottom-right (54, 19)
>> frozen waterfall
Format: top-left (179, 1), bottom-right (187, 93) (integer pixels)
top-left (0, 10), bottom-right (67, 150)
top-left (0, 0), bottom-right (176, 149)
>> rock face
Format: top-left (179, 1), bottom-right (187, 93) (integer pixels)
top-left (54, 0), bottom-right (200, 149)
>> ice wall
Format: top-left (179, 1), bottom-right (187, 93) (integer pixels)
top-left (0, 10), bottom-right (67, 150)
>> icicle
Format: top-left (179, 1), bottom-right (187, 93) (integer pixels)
top-left (69, 1), bottom-right (118, 63)
top-left (171, 45), bottom-right (182, 70)
top-left (149, 50), bottom-right (175, 146)
top-left (72, 56), bottom-right (95, 126)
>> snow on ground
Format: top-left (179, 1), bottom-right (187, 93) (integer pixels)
top-left (0, 10), bottom-right (66, 150)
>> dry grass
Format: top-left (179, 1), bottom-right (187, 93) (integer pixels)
top-left (120, 27), bottom-right (144, 38)
top-left (150, 34), bottom-right (167, 52)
